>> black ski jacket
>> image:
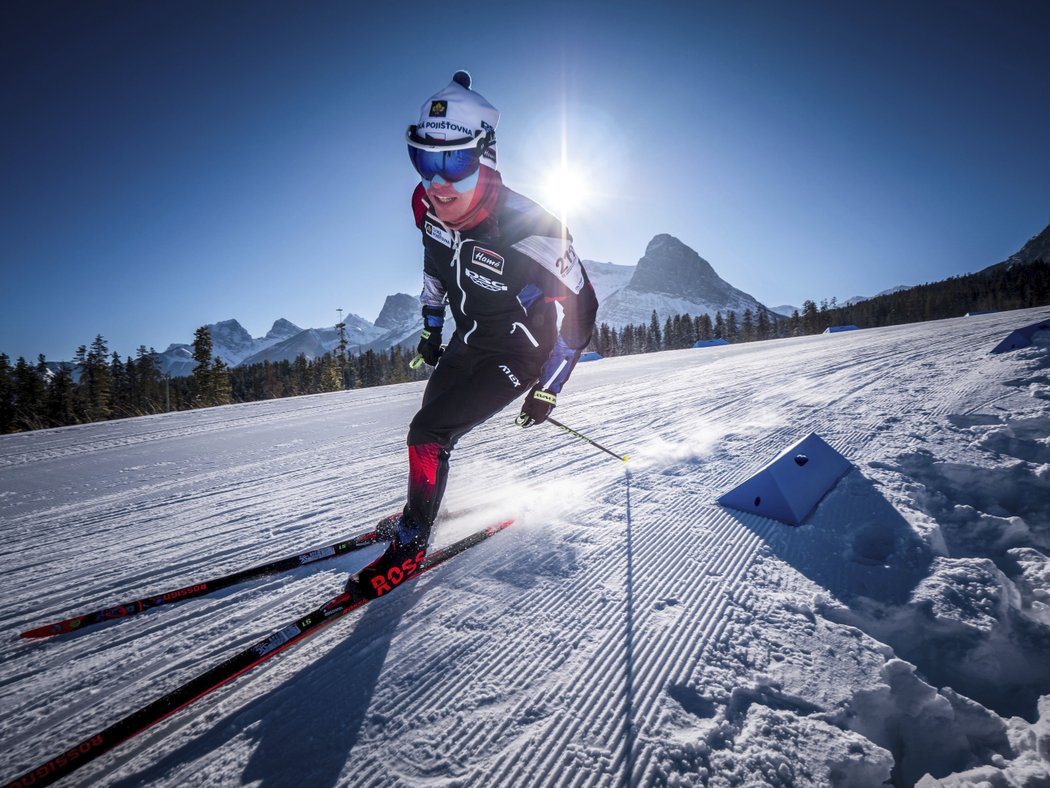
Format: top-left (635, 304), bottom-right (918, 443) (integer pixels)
top-left (413, 182), bottom-right (599, 386)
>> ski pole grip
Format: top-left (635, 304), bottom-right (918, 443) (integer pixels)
top-left (409, 354), bottom-right (425, 370)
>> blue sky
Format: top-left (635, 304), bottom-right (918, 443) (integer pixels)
top-left (2, 0), bottom-right (1048, 362)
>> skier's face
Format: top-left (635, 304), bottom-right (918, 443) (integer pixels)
top-left (426, 172), bottom-right (479, 227)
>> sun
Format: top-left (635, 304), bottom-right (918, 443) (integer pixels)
top-left (542, 164), bottom-right (591, 220)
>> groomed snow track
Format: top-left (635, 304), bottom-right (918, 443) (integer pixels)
top-left (2, 307), bottom-right (1050, 786)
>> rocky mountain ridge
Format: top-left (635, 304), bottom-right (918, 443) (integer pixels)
top-left (145, 235), bottom-right (780, 374)
top-left (153, 220), bottom-right (1050, 375)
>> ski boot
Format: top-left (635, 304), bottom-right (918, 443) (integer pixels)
top-left (344, 443), bottom-right (450, 601)
top-left (345, 512), bottom-right (428, 600)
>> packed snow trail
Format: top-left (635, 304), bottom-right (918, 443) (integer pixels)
top-left (2, 307), bottom-right (1050, 786)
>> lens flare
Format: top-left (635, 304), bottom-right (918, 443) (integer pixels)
top-left (542, 165), bottom-right (590, 221)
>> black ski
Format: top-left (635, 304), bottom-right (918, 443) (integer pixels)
top-left (21, 529), bottom-right (385, 639)
top-left (7, 518), bottom-right (513, 788)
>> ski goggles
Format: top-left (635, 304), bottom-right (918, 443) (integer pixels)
top-left (406, 126), bottom-right (494, 183)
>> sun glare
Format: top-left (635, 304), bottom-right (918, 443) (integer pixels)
top-left (542, 165), bottom-right (591, 221)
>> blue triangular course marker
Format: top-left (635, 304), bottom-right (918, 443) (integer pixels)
top-left (991, 319), bottom-right (1050, 354)
top-left (718, 433), bottom-right (852, 526)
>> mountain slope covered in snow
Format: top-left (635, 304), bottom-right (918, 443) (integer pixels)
top-left (597, 234), bottom-right (777, 328)
top-left (2, 308), bottom-right (1050, 786)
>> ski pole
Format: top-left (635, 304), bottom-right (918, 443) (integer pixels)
top-left (547, 416), bottom-right (629, 463)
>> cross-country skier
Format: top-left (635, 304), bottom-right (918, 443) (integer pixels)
top-left (346, 71), bottom-right (599, 600)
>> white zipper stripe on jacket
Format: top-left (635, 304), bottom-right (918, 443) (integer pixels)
top-left (451, 231), bottom-right (478, 344)
top-left (543, 358), bottom-right (568, 389)
top-left (510, 322), bottom-right (540, 348)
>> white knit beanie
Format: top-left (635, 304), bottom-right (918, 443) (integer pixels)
top-left (415, 71), bottom-right (499, 169)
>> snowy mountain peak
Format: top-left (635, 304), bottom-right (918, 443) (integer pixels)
top-left (265, 319), bottom-right (302, 341)
top-left (596, 234), bottom-right (775, 328)
top-left (995, 221), bottom-right (1050, 269)
top-left (374, 293), bottom-right (419, 330)
top-left (210, 319), bottom-right (253, 350)
top-left (202, 320), bottom-right (259, 366)
top-left (631, 234), bottom-right (720, 299)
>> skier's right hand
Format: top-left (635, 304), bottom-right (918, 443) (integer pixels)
top-left (417, 328), bottom-right (443, 366)
top-left (516, 385), bottom-right (556, 427)
top-left (417, 306), bottom-right (445, 366)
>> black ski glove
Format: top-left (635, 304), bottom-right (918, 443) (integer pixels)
top-left (516, 386), bottom-right (557, 428)
top-left (417, 306), bottom-right (445, 367)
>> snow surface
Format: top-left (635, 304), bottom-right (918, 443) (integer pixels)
top-left (3, 307), bottom-right (1050, 787)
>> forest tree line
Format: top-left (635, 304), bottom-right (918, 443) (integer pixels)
top-left (2, 259), bottom-right (1047, 434)
top-left (0, 329), bottom-right (428, 434)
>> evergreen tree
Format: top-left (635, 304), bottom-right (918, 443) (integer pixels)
top-left (135, 346), bottom-right (164, 413)
top-left (212, 357), bottom-right (233, 405)
top-left (46, 365), bottom-right (77, 427)
top-left (110, 352), bottom-right (131, 416)
top-left (0, 354), bottom-right (15, 433)
top-left (648, 310), bottom-right (662, 352)
top-left (597, 323), bottom-right (613, 357)
top-left (124, 356), bottom-right (139, 413)
top-left (696, 314), bottom-right (713, 342)
top-left (387, 347), bottom-right (409, 385)
top-left (190, 326), bottom-right (230, 407)
top-left (680, 313), bottom-right (695, 346)
top-left (76, 336), bottom-right (113, 421)
top-left (801, 300), bottom-right (820, 334)
top-left (358, 350), bottom-right (381, 388)
top-left (757, 309), bottom-right (772, 341)
top-left (191, 326), bottom-right (216, 406)
top-left (342, 356), bottom-right (357, 390)
top-left (741, 309), bottom-right (755, 343)
top-left (13, 356), bottom-right (47, 431)
top-left (725, 311), bottom-right (739, 343)
top-left (292, 354), bottom-right (310, 395)
top-left (621, 324), bottom-right (635, 355)
top-left (319, 353), bottom-right (343, 391)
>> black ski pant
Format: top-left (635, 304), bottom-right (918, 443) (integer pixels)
top-left (403, 336), bottom-right (542, 536)
top-left (408, 336), bottom-right (542, 449)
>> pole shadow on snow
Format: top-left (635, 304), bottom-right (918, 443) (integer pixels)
top-left (107, 579), bottom-right (425, 788)
top-left (622, 468), bottom-right (637, 788)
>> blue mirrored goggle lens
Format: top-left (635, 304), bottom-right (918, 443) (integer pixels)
top-left (408, 145), bottom-right (482, 182)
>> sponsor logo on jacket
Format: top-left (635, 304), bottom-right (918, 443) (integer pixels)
top-left (471, 246), bottom-right (505, 274)
top-left (424, 220), bottom-right (452, 247)
top-left (499, 364), bottom-right (522, 388)
top-left (465, 268), bottom-right (508, 292)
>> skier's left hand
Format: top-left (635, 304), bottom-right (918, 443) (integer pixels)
top-left (516, 386), bottom-right (556, 427)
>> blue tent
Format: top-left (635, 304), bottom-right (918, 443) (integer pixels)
top-left (693, 339), bottom-right (729, 348)
top-left (991, 319), bottom-right (1050, 354)
top-left (578, 351), bottom-right (603, 362)
top-left (822, 325), bottom-right (859, 334)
